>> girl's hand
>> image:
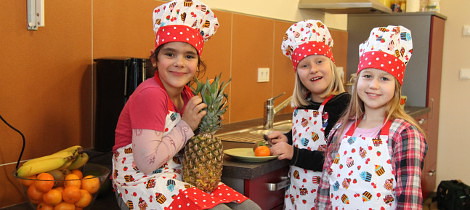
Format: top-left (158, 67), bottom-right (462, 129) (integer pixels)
top-left (270, 141), bottom-right (293, 160)
top-left (264, 131), bottom-right (288, 145)
top-left (182, 96), bottom-right (207, 131)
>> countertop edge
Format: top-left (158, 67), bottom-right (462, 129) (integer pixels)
top-left (220, 106), bottom-right (429, 180)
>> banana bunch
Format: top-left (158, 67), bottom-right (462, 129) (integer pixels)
top-left (16, 145), bottom-right (89, 178)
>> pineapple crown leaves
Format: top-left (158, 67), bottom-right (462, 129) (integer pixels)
top-left (191, 73), bottom-right (231, 134)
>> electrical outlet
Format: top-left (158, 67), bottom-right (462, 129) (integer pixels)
top-left (257, 68), bottom-right (270, 82)
top-left (460, 68), bottom-right (470, 80)
top-left (463, 25), bottom-right (470, 36)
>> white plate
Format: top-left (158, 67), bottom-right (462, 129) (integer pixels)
top-left (224, 148), bottom-right (277, 163)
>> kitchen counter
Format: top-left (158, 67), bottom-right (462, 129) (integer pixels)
top-left (218, 106), bottom-right (429, 181)
top-left (405, 106), bottom-right (430, 117)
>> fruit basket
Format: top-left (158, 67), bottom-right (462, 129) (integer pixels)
top-left (14, 163), bottom-right (110, 209)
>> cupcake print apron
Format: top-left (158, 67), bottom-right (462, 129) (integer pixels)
top-left (112, 110), bottom-right (247, 210)
top-left (285, 95), bottom-right (333, 209)
top-left (328, 120), bottom-right (397, 209)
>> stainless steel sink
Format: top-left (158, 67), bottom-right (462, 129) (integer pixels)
top-left (216, 120), bottom-right (292, 143)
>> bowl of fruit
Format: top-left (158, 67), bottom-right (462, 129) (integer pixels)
top-left (14, 145), bottom-right (110, 209)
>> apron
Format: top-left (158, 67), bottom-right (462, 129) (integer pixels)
top-left (285, 95), bottom-right (333, 210)
top-left (112, 110), bottom-right (247, 210)
top-left (328, 119), bottom-right (397, 209)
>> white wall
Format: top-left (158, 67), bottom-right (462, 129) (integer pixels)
top-left (437, 0), bottom-right (470, 185)
top-left (204, 0), bottom-right (470, 187)
top-left (203, 0), bottom-right (347, 30)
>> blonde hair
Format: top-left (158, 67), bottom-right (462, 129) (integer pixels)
top-left (336, 76), bottom-right (425, 137)
top-left (291, 59), bottom-right (346, 107)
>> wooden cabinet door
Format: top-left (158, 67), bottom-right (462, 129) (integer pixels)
top-left (414, 113), bottom-right (433, 199)
top-left (422, 15), bottom-right (445, 198)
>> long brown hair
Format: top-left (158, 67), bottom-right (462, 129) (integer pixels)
top-left (336, 76), bottom-right (424, 137)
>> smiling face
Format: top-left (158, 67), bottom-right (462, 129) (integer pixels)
top-left (356, 68), bottom-right (396, 112)
top-left (296, 55), bottom-right (333, 102)
top-left (154, 42), bottom-right (199, 92)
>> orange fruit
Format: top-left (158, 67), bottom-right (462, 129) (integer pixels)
top-left (36, 203), bottom-right (54, 210)
top-left (64, 174), bottom-right (81, 188)
top-left (27, 184), bottom-right (44, 203)
top-left (62, 186), bottom-right (81, 203)
top-left (70, 169), bottom-right (83, 179)
top-left (35, 173), bottom-right (55, 192)
top-left (75, 189), bottom-right (92, 208)
top-left (254, 145), bottom-right (271, 156)
top-left (42, 188), bottom-right (62, 206)
top-left (81, 175), bottom-right (100, 194)
top-left (54, 186), bottom-right (65, 193)
top-left (20, 175), bottom-right (36, 187)
top-left (53, 202), bottom-right (75, 210)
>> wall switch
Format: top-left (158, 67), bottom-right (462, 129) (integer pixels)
top-left (257, 68), bottom-right (270, 82)
top-left (463, 25), bottom-right (470, 36)
top-left (459, 68), bottom-right (470, 80)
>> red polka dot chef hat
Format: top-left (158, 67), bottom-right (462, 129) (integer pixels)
top-left (357, 25), bottom-right (413, 85)
top-left (281, 20), bottom-right (335, 70)
top-left (153, 0), bottom-right (219, 55)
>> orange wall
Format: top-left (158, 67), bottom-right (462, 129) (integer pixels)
top-left (0, 0), bottom-right (347, 207)
top-left (0, 0), bottom-right (92, 206)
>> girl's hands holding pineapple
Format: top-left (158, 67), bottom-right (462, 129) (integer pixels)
top-left (182, 96), bottom-right (207, 131)
top-left (265, 131), bottom-right (293, 160)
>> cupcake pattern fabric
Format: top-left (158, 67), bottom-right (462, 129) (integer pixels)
top-left (357, 25), bottom-right (413, 85)
top-left (152, 0), bottom-right (220, 55)
top-left (281, 20), bottom-right (335, 70)
top-left (328, 121), bottom-right (397, 209)
top-left (285, 96), bottom-right (333, 209)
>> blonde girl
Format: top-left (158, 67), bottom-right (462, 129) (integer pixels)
top-left (266, 20), bottom-right (350, 209)
top-left (317, 25), bottom-right (427, 209)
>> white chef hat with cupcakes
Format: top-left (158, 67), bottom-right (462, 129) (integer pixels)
top-left (357, 25), bottom-right (413, 85)
top-left (281, 20), bottom-right (335, 70)
top-left (152, 0), bottom-right (219, 55)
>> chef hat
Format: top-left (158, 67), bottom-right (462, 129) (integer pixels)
top-left (281, 20), bottom-right (335, 70)
top-left (152, 0), bottom-right (219, 55)
top-left (358, 25), bottom-right (413, 85)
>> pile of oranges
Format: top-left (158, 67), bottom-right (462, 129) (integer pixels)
top-left (20, 169), bottom-right (101, 210)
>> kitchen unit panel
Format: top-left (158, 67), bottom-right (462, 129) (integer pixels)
top-left (244, 167), bottom-right (289, 209)
top-left (201, 10), bottom-right (233, 122)
top-left (347, 13), bottom-right (445, 198)
top-left (231, 14), bottom-right (275, 123)
top-left (273, 21), bottom-right (297, 115)
top-left (423, 15), bottom-right (444, 199)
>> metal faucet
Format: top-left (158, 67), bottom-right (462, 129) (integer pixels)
top-left (263, 92), bottom-right (292, 130)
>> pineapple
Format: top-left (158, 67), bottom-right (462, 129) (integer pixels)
top-left (183, 74), bottom-right (231, 192)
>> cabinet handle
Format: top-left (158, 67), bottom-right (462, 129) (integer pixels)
top-left (418, 119), bottom-right (426, 125)
top-left (428, 170), bottom-right (436, 176)
top-left (266, 176), bottom-right (289, 191)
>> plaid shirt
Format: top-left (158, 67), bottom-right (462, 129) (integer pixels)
top-left (317, 118), bottom-right (427, 209)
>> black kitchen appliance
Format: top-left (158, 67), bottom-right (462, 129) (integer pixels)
top-left (94, 57), bottom-right (152, 152)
